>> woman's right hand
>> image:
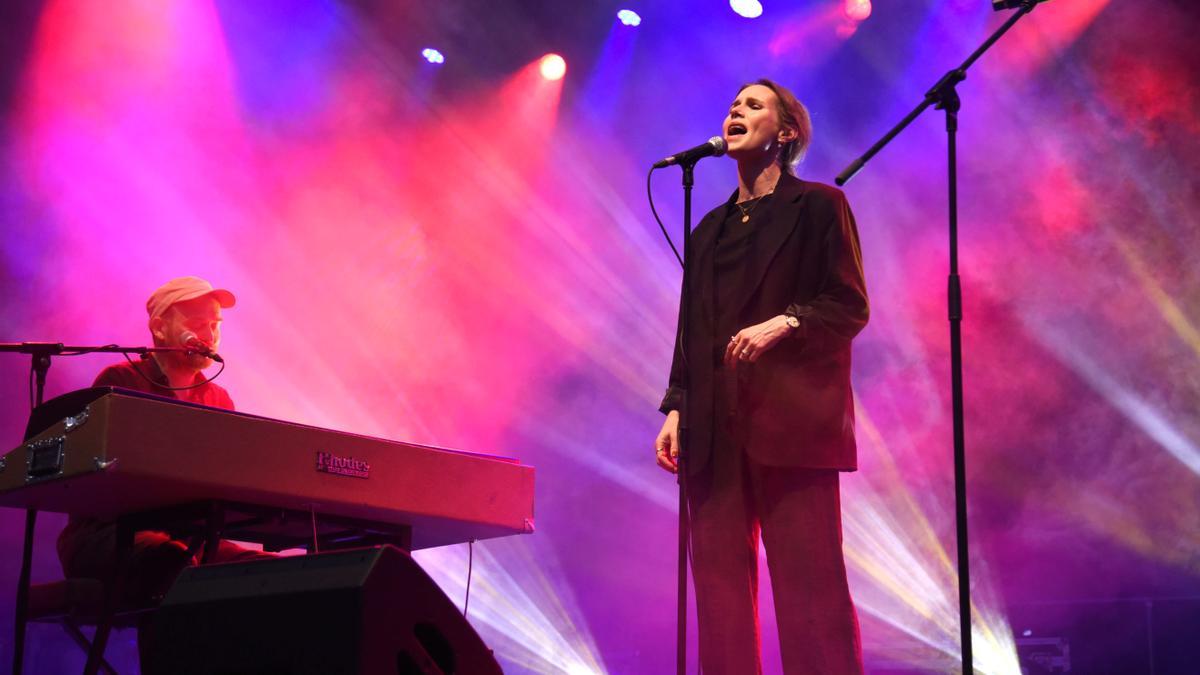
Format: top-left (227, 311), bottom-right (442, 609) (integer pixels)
top-left (655, 410), bottom-right (680, 473)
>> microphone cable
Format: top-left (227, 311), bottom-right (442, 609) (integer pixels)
top-left (122, 350), bottom-right (227, 392)
top-left (648, 166), bottom-right (684, 269)
top-left (646, 165), bottom-right (693, 378)
top-left (463, 539), bottom-right (476, 617)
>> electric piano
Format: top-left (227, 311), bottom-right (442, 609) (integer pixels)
top-left (0, 388), bottom-right (535, 551)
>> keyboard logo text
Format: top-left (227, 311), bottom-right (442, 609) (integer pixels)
top-left (315, 451), bottom-right (370, 479)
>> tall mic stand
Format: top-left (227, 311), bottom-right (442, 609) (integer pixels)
top-left (674, 159), bottom-right (696, 675)
top-left (0, 341), bottom-right (192, 675)
top-left (834, 3), bottom-right (1043, 671)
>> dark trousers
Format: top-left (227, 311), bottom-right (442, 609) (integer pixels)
top-left (687, 443), bottom-right (863, 674)
top-left (58, 519), bottom-right (274, 601)
top-left (58, 519), bottom-right (275, 665)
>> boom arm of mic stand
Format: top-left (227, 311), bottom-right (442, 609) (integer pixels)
top-left (835, 0), bottom-right (1041, 186)
top-left (835, 99), bottom-right (932, 186)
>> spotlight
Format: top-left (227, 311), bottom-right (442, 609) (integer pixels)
top-left (421, 48), bottom-right (444, 64)
top-left (730, 0), bottom-right (763, 19)
top-left (617, 9), bottom-right (641, 26)
top-left (539, 53), bottom-right (566, 81)
top-left (844, 0), bottom-right (871, 21)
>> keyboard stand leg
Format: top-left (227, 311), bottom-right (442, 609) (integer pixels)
top-left (201, 502), bottom-right (225, 564)
top-left (63, 619), bottom-right (120, 675)
top-left (85, 519), bottom-right (132, 675)
top-left (11, 508), bottom-right (36, 675)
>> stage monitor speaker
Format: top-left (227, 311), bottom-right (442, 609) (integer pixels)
top-left (143, 545), bottom-right (501, 675)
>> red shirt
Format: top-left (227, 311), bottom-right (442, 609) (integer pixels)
top-left (58, 357), bottom-right (236, 575)
top-left (93, 356), bottom-right (234, 410)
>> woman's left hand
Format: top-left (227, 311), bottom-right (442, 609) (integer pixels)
top-left (724, 315), bottom-right (794, 367)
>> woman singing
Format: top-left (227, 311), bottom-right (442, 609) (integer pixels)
top-left (655, 79), bottom-right (869, 674)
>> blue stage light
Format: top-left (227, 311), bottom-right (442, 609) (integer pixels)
top-left (730, 0), bottom-right (763, 19)
top-left (617, 9), bottom-right (641, 26)
top-left (421, 48), bottom-right (445, 64)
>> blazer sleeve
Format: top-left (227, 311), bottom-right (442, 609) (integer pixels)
top-left (786, 189), bottom-right (869, 354)
top-left (659, 275), bottom-right (687, 414)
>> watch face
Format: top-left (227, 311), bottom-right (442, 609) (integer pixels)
top-left (786, 315), bottom-right (800, 328)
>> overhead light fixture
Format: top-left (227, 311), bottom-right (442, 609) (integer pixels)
top-left (844, 0), bottom-right (872, 21)
top-left (539, 54), bottom-right (567, 81)
top-left (730, 0), bottom-right (764, 19)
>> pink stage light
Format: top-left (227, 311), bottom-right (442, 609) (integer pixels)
top-left (845, 0), bottom-right (872, 21)
top-left (539, 53), bottom-right (566, 80)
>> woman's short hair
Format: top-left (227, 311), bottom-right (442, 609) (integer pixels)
top-left (739, 78), bottom-right (813, 174)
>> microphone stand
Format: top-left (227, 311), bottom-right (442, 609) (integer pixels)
top-left (0, 341), bottom-right (193, 675)
top-left (675, 159), bottom-right (695, 675)
top-left (834, 3), bottom-right (1043, 672)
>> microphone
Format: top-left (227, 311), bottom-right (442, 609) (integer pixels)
top-left (652, 136), bottom-right (727, 169)
top-left (991, 0), bottom-right (1049, 10)
top-left (179, 331), bottom-right (224, 363)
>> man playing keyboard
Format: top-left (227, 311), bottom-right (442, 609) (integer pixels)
top-left (55, 276), bottom-right (272, 657)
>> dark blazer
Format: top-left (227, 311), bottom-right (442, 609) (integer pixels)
top-left (660, 173), bottom-right (869, 474)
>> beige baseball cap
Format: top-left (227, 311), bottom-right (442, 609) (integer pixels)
top-left (146, 276), bottom-right (236, 320)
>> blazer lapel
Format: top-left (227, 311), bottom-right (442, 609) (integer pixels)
top-left (735, 174), bottom-right (807, 316)
top-left (688, 190), bottom-right (734, 274)
top-left (686, 197), bottom-right (733, 333)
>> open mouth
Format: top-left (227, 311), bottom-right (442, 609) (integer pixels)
top-left (727, 123), bottom-right (747, 137)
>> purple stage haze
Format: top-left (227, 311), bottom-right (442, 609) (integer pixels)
top-left (1, 1), bottom-right (1198, 672)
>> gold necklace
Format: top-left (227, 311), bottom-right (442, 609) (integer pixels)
top-left (735, 191), bottom-right (772, 223)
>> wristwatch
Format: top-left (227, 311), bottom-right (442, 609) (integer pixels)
top-left (784, 314), bottom-right (800, 330)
